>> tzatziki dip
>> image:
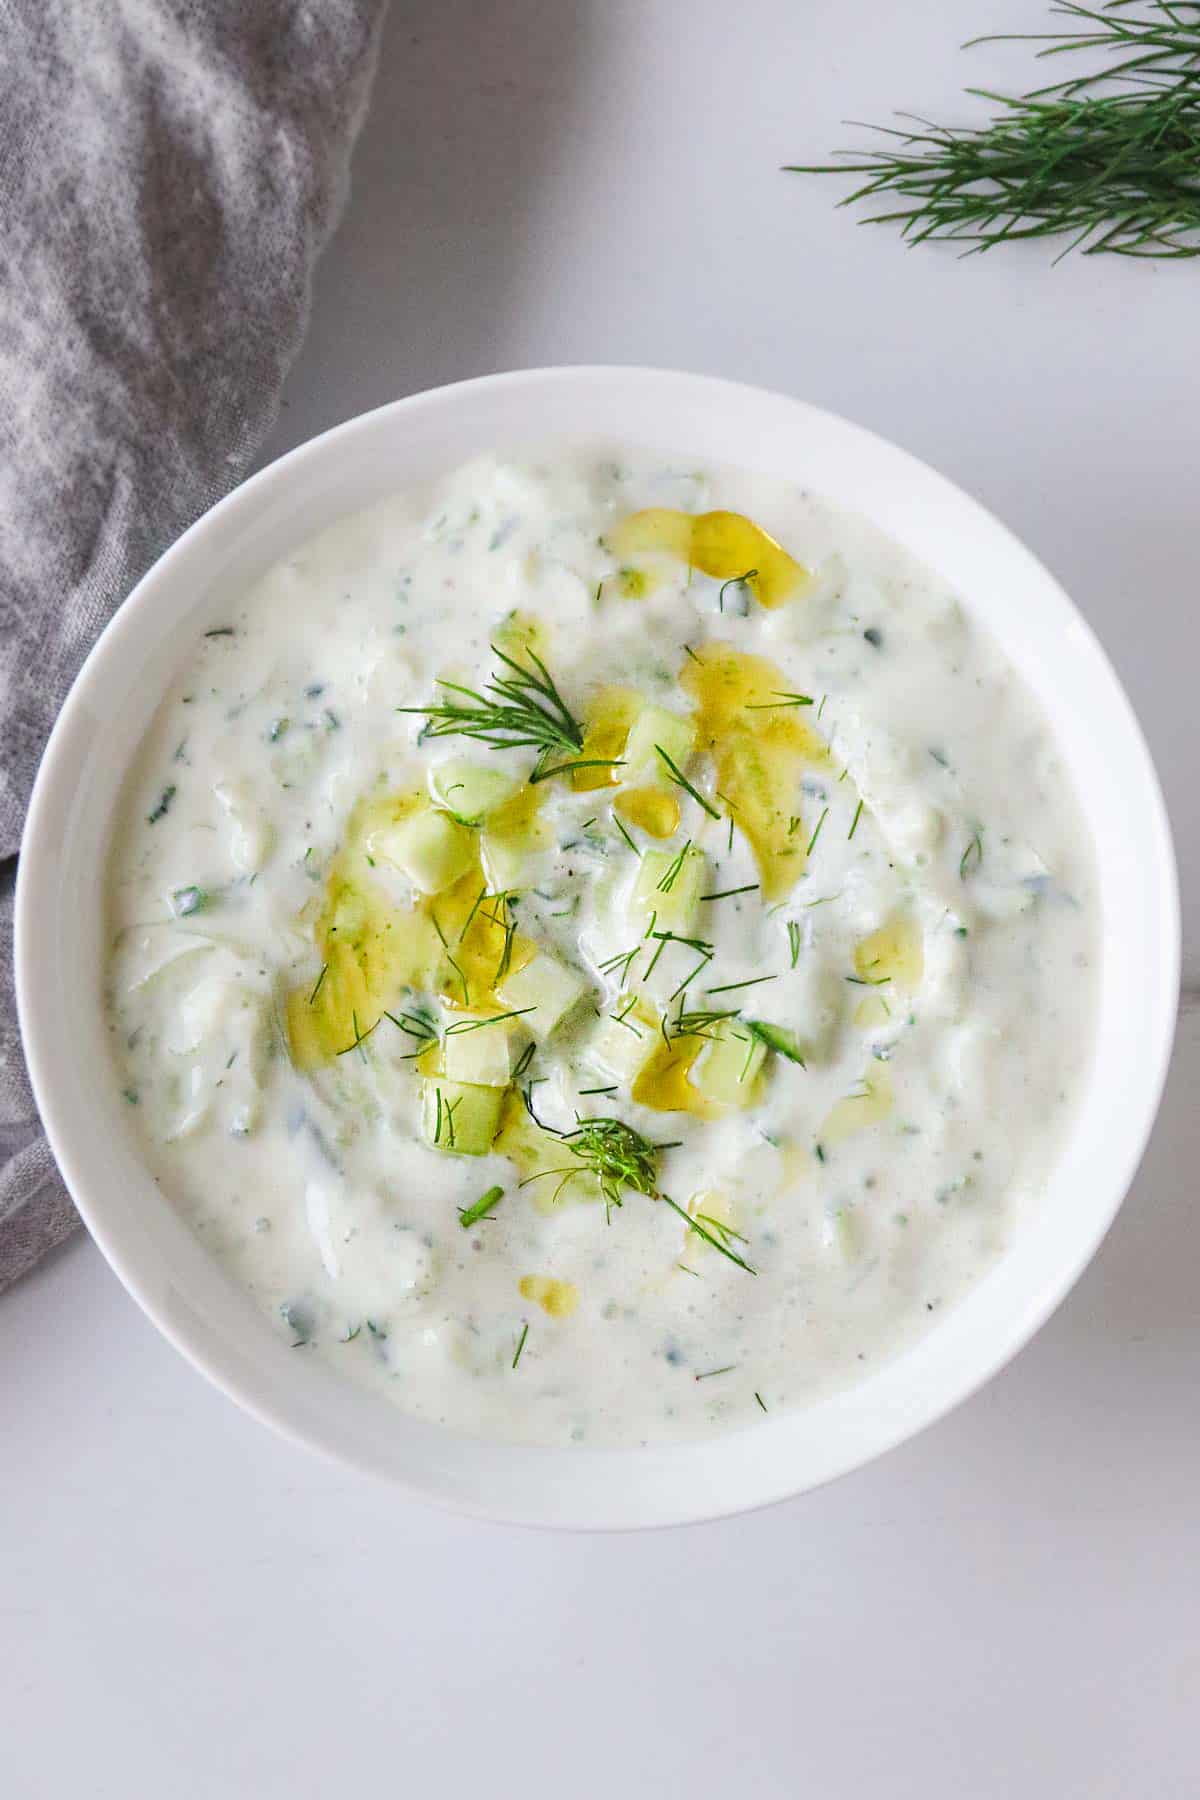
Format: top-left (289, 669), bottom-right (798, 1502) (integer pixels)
top-left (106, 449), bottom-right (1098, 1447)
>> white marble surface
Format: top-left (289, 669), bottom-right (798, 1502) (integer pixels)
top-left (4, 5), bottom-right (1197, 1795)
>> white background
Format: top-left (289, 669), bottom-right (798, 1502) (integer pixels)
top-left (4, 5), bottom-right (1197, 1795)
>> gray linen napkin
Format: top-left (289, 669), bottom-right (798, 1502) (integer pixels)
top-left (0, 0), bottom-right (387, 1291)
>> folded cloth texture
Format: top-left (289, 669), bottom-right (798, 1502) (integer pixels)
top-left (0, 0), bottom-right (387, 1291)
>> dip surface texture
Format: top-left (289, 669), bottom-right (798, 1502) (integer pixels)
top-left (106, 450), bottom-right (1098, 1446)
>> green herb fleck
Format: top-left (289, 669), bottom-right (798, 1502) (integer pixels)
top-left (147, 785), bottom-right (176, 825)
top-left (745, 1019), bottom-right (807, 1066)
top-left (718, 568), bottom-right (757, 612)
top-left (656, 840), bottom-right (693, 893)
top-left (654, 746), bottom-right (720, 820)
top-left (459, 1185), bottom-right (504, 1228)
top-left (172, 885), bottom-right (207, 917)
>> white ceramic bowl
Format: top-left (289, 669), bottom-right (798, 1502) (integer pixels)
top-left (16, 367), bottom-right (1179, 1528)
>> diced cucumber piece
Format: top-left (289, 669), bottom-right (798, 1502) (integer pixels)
top-left (428, 758), bottom-right (523, 826)
top-left (329, 886), bottom-right (369, 937)
top-left (442, 1014), bottom-right (514, 1087)
top-left (370, 807), bottom-right (475, 895)
top-left (497, 952), bottom-right (587, 1041)
top-left (623, 705), bottom-right (697, 782)
top-left (584, 999), bottom-right (658, 1084)
top-left (784, 957), bottom-right (843, 1063)
top-left (421, 1079), bottom-right (505, 1155)
top-left (628, 845), bottom-right (705, 936)
top-left (822, 1205), bottom-right (862, 1262)
top-left (688, 1020), bottom-right (767, 1108)
top-left (479, 830), bottom-right (531, 893)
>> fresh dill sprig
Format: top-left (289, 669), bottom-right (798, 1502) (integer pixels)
top-left (521, 1114), bottom-right (666, 1211)
top-left (654, 745), bottom-right (720, 819)
top-left (789, 1), bottom-right (1200, 260)
top-left (397, 641), bottom-right (584, 778)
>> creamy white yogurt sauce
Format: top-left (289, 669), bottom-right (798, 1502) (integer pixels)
top-left (106, 449), bottom-right (1098, 1447)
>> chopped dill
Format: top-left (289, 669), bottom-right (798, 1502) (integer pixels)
top-left (848, 798), bottom-right (864, 840)
top-left (599, 944), bottom-right (642, 982)
top-left (787, 920), bottom-right (802, 968)
top-left (146, 785), bottom-right (176, 826)
top-left (666, 947), bottom-right (714, 1003)
top-left (960, 829), bottom-right (984, 880)
top-left (443, 1007), bottom-right (535, 1036)
top-left (613, 814), bottom-right (642, 858)
top-left (806, 807), bottom-right (830, 855)
top-left (432, 908), bottom-right (470, 1004)
top-left (672, 1007), bottom-right (740, 1039)
top-left (337, 1010), bottom-right (379, 1060)
top-left (660, 1192), bottom-right (757, 1275)
top-left (718, 568), bottom-right (757, 611)
top-left (383, 1007), bottom-right (438, 1040)
top-left (744, 692), bottom-right (814, 710)
top-left (700, 883), bottom-right (759, 902)
top-left (656, 840), bottom-right (693, 893)
top-left (706, 973), bottom-right (777, 997)
top-left (512, 1321), bottom-right (529, 1368)
top-left (654, 745), bottom-right (720, 819)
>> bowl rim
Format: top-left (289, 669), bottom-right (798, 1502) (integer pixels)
top-left (15, 364), bottom-right (1181, 1528)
